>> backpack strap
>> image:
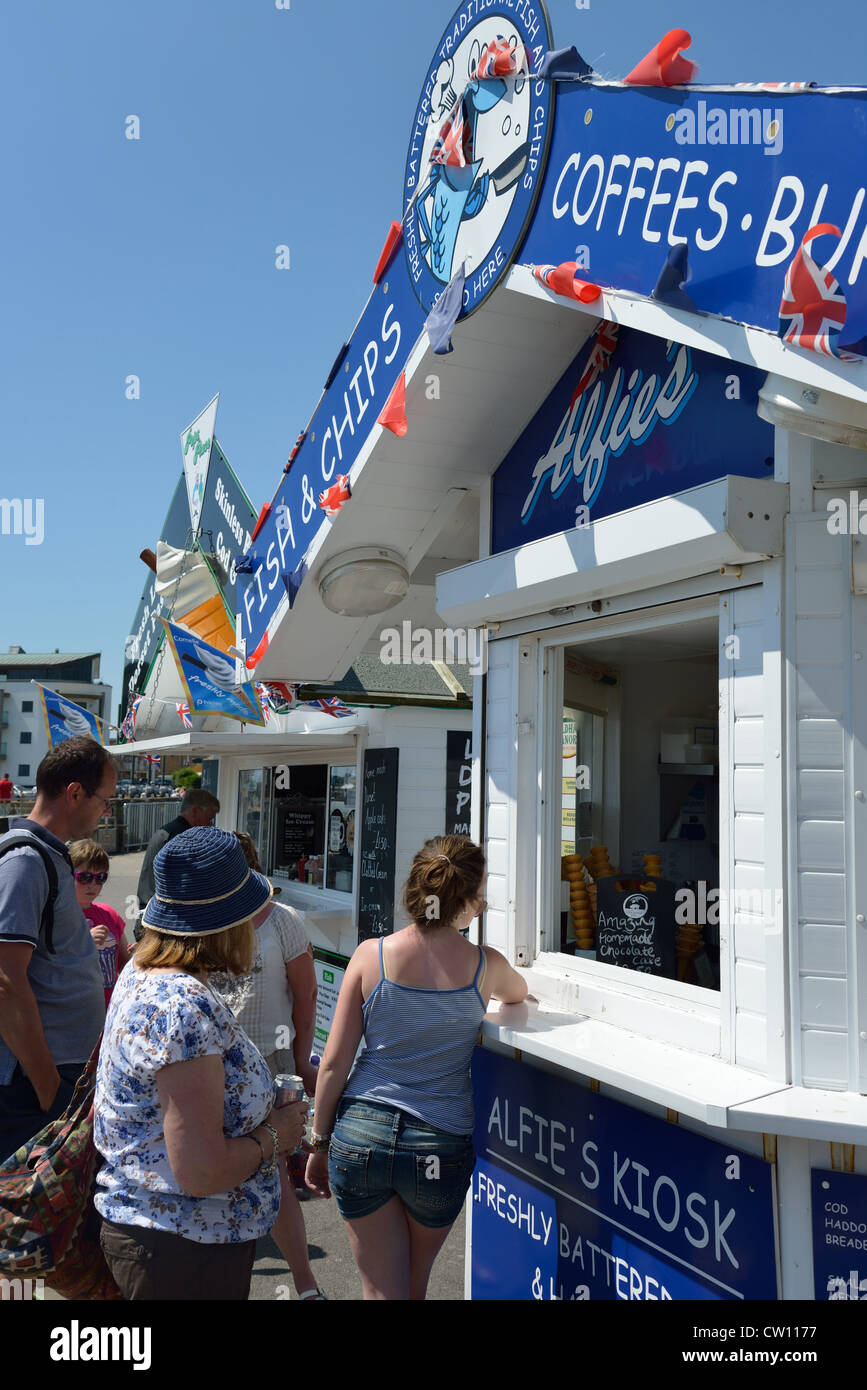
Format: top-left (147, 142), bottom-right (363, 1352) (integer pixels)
top-left (0, 834), bottom-right (60, 955)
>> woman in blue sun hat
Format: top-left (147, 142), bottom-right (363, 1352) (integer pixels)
top-left (93, 826), bottom-right (307, 1300)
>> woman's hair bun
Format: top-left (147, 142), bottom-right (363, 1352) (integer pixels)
top-left (403, 835), bottom-right (485, 928)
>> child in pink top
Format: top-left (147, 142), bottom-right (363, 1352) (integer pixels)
top-left (69, 839), bottom-right (131, 1008)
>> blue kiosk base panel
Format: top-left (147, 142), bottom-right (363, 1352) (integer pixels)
top-left (470, 1048), bottom-right (779, 1302)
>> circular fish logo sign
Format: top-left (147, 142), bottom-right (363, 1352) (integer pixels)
top-left (622, 894), bottom-right (649, 922)
top-left (403, 0), bottom-right (555, 317)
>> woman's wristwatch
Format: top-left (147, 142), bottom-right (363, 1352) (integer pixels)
top-left (309, 1131), bottom-right (331, 1152)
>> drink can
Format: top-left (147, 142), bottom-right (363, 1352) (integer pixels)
top-left (274, 1073), bottom-right (305, 1107)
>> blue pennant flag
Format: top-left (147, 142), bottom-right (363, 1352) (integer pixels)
top-left (283, 560), bottom-right (309, 609)
top-left (652, 243), bottom-right (697, 312)
top-left (425, 263), bottom-right (467, 355)
top-left (538, 46), bottom-right (592, 80)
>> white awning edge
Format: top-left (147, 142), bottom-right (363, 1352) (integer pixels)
top-left (435, 475), bottom-right (788, 628)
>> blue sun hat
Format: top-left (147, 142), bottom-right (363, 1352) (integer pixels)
top-left (142, 826), bottom-right (272, 936)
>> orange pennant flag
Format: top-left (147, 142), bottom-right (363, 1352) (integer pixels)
top-left (378, 372), bottom-right (408, 437)
top-left (533, 263), bottom-right (601, 303)
top-left (625, 29), bottom-right (696, 87)
top-left (373, 221), bottom-right (403, 284)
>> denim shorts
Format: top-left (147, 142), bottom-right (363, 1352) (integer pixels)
top-left (329, 1098), bottom-right (476, 1228)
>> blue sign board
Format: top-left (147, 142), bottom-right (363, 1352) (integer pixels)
top-left (471, 1048), bottom-right (778, 1300)
top-left (491, 325), bottom-right (774, 553)
top-left (521, 83), bottom-right (867, 353)
top-left (403, 0), bottom-right (555, 316)
top-left (236, 263), bottom-right (426, 660)
top-left (811, 1168), bottom-right (867, 1301)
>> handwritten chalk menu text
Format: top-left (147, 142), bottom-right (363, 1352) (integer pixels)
top-left (595, 877), bottom-right (678, 979)
top-left (471, 1048), bottom-right (778, 1300)
top-left (446, 731), bottom-right (473, 837)
top-left (358, 747), bottom-right (399, 942)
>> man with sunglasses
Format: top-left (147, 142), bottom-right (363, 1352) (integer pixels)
top-left (0, 736), bottom-right (115, 1161)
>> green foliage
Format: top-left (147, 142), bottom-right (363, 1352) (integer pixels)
top-left (173, 767), bottom-right (202, 790)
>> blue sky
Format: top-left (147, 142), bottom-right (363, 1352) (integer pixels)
top-left (1, 0), bottom-right (864, 717)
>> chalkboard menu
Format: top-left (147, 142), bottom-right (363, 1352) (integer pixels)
top-left (445, 730), bottom-right (472, 836)
top-left (595, 877), bottom-right (678, 978)
top-left (200, 759), bottom-right (220, 796)
top-left (358, 747), bottom-right (399, 942)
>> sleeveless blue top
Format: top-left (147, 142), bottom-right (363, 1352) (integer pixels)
top-left (342, 936), bottom-right (487, 1136)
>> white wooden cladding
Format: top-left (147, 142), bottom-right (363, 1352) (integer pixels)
top-left (787, 511), bottom-right (854, 1090)
top-left (482, 638), bottom-right (517, 954)
top-left (724, 584), bottom-right (773, 1075)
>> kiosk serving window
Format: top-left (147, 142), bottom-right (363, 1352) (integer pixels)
top-left (544, 610), bottom-right (721, 994)
top-left (269, 763), bottom-right (356, 893)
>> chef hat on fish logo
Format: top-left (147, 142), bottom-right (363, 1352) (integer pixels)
top-left (430, 58), bottom-right (457, 126)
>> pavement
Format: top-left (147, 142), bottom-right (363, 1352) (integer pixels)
top-left (80, 850), bottom-right (467, 1302)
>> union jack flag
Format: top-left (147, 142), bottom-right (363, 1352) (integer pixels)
top-left (733, 81), bottom-right (814, 91)
top-left (263, 681), bottom-right (298, 711)
top-left (120, 695), bottom-right (143, 740)
top-left (778, 223), bottom-right (857, 360)
top-left (430, 96), bottom-right (468, 168)
top-left (474, 39), bottom-right (527, 79)
top-left (570, 320), bottom-right (621, 408)
top-left (319, 474), bottom-right (352, 518)
top-left (305, 697), bottom-right (353, 719)
top-left (176, 701), bottom-right (193, 730)
top-left (144, 754), bottom-right (161, 767)
top-left (255, 684), bottom-right (273, 723)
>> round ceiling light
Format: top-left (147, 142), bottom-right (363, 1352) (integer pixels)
top-left (758, 374), bottom-right (867, 450)
top-left (319, 547), bottom-right (410, 617)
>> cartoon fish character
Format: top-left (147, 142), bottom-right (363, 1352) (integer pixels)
top-left (415, 37), bottom-right (530, 286)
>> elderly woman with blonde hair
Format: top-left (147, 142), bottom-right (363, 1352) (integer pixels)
top-left (93, 827), bottom-right (306, 1301)
top-left (210, 831), bottom-right (325, 1300)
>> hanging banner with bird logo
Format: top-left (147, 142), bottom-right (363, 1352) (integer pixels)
top-left (36, 686), bottom-right (105, 747)
top-left (161, 619), bottom-right (265, 725)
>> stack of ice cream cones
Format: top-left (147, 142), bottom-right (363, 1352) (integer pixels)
top-left (587, 845), bottom-right (615, 880)
top-left (562, 854), bottom-right (595, 951)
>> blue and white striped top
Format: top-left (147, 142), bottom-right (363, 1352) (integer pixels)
top-left (342, 935), bottom-right (488, 1136)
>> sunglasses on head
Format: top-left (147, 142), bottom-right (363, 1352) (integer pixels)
top-left (74, 870), bottom-right (108, 885)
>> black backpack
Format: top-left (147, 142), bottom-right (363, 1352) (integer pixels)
top-left (0, 833), bottom-right (59, 955)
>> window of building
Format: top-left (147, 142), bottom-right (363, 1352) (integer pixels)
top-left (542, 606), bottom-right (721, 998)
top-left (21, 700), bottom-right (33, 713)
top-left (17, 765), bottom-right (29, 778)
top-left (20, 732), bottom-right (31, 744)
top-left (237, 762), bottom-right (356, 895)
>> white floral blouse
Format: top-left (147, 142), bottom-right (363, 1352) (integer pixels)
top-left (94, 964), bottom-right (278, 1244)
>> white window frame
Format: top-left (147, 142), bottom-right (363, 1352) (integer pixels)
top-left (229, 739), bottom-right (363, 907)
top-left (531, 596), bottom-right (727, 1051)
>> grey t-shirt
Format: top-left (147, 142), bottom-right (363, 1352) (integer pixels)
top-left (0, 819), bottom-right (105, 1085)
